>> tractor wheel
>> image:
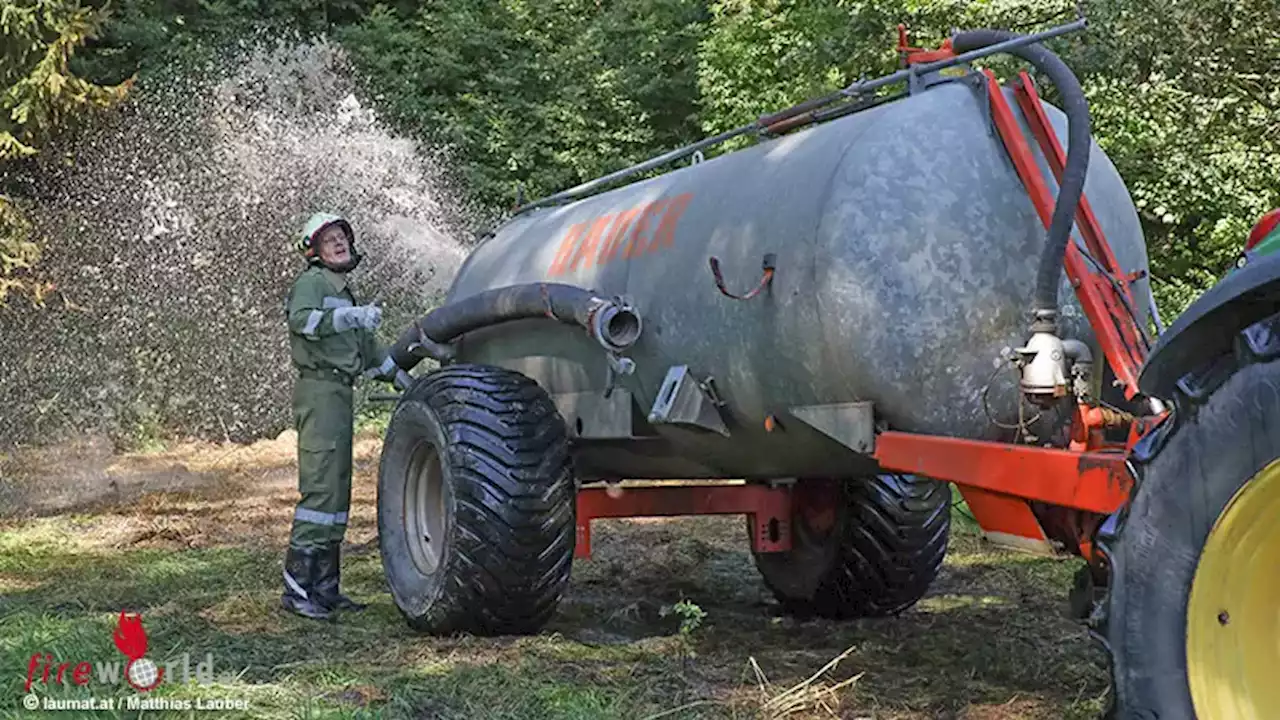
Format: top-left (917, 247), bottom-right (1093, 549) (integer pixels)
top-left (1101, 311), bottom-right (1280, 718)
top-left (753, 474), bottom-right (949, 618)
top-left (376, 363), bottom-right (576, 636)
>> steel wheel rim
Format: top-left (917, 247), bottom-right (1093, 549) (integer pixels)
top-left (1186, 458), bottom-right (1280, 719)
top-left (405, 440), bottom-right (447, 575)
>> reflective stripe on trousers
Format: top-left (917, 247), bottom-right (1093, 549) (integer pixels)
top-left (294, 507), bottom-right (349, 526)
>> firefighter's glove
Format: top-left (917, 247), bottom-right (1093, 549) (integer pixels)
top-left (333, 304), bottom-right (382, 332)
top-left (393, 369), bottom-right (414, 392)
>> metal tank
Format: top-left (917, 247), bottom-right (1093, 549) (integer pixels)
top-left (398, 64), bottom-right (1151, 482)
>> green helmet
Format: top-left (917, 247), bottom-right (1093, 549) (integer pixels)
top-left (296, 212), bottom-right (362, 272)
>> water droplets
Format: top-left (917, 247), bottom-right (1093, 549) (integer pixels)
top-left (1, 35), bottom-right (476, 448)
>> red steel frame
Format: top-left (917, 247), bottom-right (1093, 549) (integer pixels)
top-left (575, 484), bottom-right (792, 559)
top-left (574, 44), bottom-right (1164, 561)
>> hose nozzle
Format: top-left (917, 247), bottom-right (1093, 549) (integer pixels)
top-left (1016, 331), bottom-right (1069, 406)
top-left (589, 299), bottom-right (642, 352)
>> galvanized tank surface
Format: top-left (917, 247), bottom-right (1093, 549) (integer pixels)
top-left (444, 78), bottom-right (1152, 481)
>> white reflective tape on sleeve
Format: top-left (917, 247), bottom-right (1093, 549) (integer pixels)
top-left (302, 310), bottom-right (325, 336)
top-left (294, 507), bottom-right (342, 525)
top-left (322, 296), bottom-right (353, 309)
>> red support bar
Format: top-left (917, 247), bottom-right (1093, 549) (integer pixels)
top-left (955, 486), bottom-right (1054, 553)
top-left (1014, 72), bottom-right (1128, 279)
top-left (983, 69), bottom-right (1056, 228)
top-left (1065, 242), bottom-right (1144, 378)
top-left (897, 24), bottom-right (957, 65)
top-left (981, 69), bottom-right (1149, 399)
top-left (574, 484), bottom-right (793, 559)
top-left (873, 430), bottom-right (1133, 514)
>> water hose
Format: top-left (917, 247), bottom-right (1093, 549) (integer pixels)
top-left (389, 283), bottom-right (642, 370)
top-left (951, 28), bottom-right (1091, 331)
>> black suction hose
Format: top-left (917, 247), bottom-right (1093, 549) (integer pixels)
top-left (951, 29), bottom-right (1091, 331)
top-left (389, 283), bottom-right (642, 371)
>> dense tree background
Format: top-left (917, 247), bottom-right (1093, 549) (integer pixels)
top-left (12, 0), bottom-right (1279, 316)
top-left (3, 0), bottom-right (1278, 445)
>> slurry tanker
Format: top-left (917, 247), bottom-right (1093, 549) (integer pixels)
top-left (376, 17), bottom-right (1280, 719)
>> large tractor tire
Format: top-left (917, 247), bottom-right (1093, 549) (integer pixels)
top-left (1102, 314), bottom-right (1280, 718)
top-left (376, 364), bottom-right (576, 636)
top-left (754, 474), bottom-right (950, 618)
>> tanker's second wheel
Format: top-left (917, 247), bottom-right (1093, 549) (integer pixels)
top-left (753, 474), bottom-right (950, 618)
top-left (1101, 312), bottom-right (1280, 719)
top-left (376, 363), bottom-right (576, 636)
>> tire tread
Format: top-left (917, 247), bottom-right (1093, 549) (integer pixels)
top-left (759, 474), bottom-right (950, 619)
top-left (385, 364), bottom-right (574, 636)
top-left (1101, 309), bottom-right (1280, 718)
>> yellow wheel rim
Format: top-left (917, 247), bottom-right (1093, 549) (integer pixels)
top-left (1187, 458), bottom-right (1280, 719)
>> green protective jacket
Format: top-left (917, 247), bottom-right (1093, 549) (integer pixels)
top-left (285, 265), bottom-right (398, 382)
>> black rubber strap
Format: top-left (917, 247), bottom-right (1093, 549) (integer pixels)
top-left (709, 253), bottom-right (776, 301)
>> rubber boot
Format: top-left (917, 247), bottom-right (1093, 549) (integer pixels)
top-left (314, 542), bottom-right (367, 612)
top-left (281, 545), bottom-right (333, 620)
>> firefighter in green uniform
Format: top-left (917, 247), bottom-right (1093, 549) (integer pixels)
top-left (281, 212), bottom-right (410, 620)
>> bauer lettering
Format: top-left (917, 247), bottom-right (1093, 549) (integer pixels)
top-left (547, 193), bottom-right (693, 276)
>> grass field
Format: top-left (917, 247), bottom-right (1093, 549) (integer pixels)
top-left (0, 428), bottom-right (1111, 719)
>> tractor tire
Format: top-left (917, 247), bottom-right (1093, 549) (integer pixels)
top-left (1101, 310), bottom-right (1280, 719)
top-left (753, 474), bottom-right (949, 618)
top-left (376, 363), bottom-right (575, 636)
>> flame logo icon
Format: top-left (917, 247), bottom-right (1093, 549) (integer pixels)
top-left (113, 611), bottom-right (164, 692)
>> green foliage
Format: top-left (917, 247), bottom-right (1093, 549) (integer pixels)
top-left (1, 0), bottom-right (131, 305)
top-left (660, 598), bottom-right (706, 664)
top-left (72, 0), bottom-right (713, 214)
top-left (1064, 0), bottom-right (1280, 316)
top-left (664, 598), bottom-right (707, 636)
top-left (339, 0), bottom-right (709, 211)
top-left (117, 399), bottom-right (169, 453)
top-left (697, 0), bottom-right (897, 135)
top-left (72, 0), bottom-right (408, 83)
top-left (696, 1), bottom-right (1077, 136)
top-left (1, 0), bottom-right (131, 159)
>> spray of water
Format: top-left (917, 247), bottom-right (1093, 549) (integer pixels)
top-left (0, 36), bottom-right (474, 449)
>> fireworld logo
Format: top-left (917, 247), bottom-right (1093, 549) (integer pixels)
top-left (24, 611), bottom-right (216, 693)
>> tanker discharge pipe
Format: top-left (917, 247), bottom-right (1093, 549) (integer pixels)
top-left (388, 283), bottom-right (642, 371)
top-left (950, 29), bottom-right (1091, 333)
